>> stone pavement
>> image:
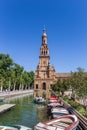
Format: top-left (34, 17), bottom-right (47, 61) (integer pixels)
top-left (0, 90), bottom-right (33, 98)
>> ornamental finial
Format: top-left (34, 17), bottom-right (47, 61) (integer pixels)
top-left (43, 25), bottom-right (47, 36)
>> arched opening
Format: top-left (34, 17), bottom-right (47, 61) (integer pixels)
top-left (36, 84), bottom-right (38, 89)
top-left (43, 82), bottom-right (46, 90)
top-left (41, 50), bottom-right (43, 55)
top-left (44, 51), bottom-right (45, 55)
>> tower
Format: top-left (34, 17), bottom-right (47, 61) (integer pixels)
top-left (34, 28), bottom-right (56, 98)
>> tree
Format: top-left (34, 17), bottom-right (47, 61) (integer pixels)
top-left (0, 54), bottom-right (13, 91)
top-left (70, 68), bottom-right (87, 97)
top-left (14, 63), bottom-right (24, 90)
top-left (52, 79), bottom-right (69, 95)
top-left (28, 71), bottom-right (34, 88)
top-left (68, 68), bottom-right (87, 109)
top-left (0, 53), bottom-right (35, 91)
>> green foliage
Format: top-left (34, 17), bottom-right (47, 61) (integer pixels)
top-left (52, 67), bottom-right (87, 105)
top-left (62, 96), bottom-right (87, 118)
top-left (53, 67), bottom-right (87, 118)
top-left (70, 68), bottom-right (87, 97)
top-left (28, 71), bottom-right (34, 88)
top-left (0, 53), bottom-right (34, 91)
top-left (52, 79), bottom-right (69, 95)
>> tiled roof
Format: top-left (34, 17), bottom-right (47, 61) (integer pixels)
top-left (56, 73), bottom-right (71, 77)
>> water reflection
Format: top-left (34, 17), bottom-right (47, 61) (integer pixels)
top-left (0, 94), bottom-right (80, 130)
top-left (0, 95), bottom-right (47, 128)
top-left (34, 90), bottom-right (51, 99)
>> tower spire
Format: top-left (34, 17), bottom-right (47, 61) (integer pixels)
top-left (42, 25), bottom-right (47, 36)
top-left (40, 27), bottom-right (49, 57)
top-left (42, 26), bottom-right (47, 44)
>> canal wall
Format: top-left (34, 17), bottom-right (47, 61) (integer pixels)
top-left (0, 90), bottom-right (33, 98)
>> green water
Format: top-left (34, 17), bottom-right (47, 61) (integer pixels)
top-left (0, 94), bottom-right (47, 128)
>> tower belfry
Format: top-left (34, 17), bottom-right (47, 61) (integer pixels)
top-left (34, 28), bottom-right (56, 98)
top-left (40, 28), bottom-right (50, 67)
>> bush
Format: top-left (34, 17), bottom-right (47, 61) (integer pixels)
top-left (62, 96), bottom-right (87, 118)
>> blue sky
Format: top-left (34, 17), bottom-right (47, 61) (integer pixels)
top-left (0, 0), bottom-right (87, 72)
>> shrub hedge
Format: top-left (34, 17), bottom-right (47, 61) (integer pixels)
top-left (62, 96), bottom-right (87, 118)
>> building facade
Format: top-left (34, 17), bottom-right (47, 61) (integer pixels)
top-left (34, 28), bottom-right (56, 98)
top-left (34, 28), bottom-right (70, 98)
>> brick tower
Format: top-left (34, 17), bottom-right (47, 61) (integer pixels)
top-left (34, 28), bottom-right (56, 98)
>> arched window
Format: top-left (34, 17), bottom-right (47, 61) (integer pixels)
top-left (44, 51), bottom-right (45, 55)
top-left (41, 51), bottom-right (43, 55)
top-left (36, 84), bottom-right (38, 89)
top-left (43, 82), bottom-right (46, 90)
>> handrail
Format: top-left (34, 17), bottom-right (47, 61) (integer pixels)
top-left (62, 99), bottom-right (87, 130)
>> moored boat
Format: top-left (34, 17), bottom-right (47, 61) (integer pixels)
top-left (51, 107), bottom-right (69, 118)
top-left (47, 102), bottom-right (63, 107)
top-left (48, 99), bottom-right (58, 103)
top-left (48, 96), bottom-right (63, 105)
top-left (33, 96), bottom-right (46, 104)
top-left (49, 96), bottom-right (58, 100)
top-left (34, 114), bottom-right (79, 130)
top-left (0, 124), bottom-right (32, 130)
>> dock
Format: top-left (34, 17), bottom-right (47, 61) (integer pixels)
top-left (0, 104), bottom-right (16, 114)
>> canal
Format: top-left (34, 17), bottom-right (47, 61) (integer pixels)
top-left (0, 94), bottom-right (80, 129)
top-left (0, 94), bottom-right (47, 129)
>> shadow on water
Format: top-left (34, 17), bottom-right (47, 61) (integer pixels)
top-left (0, 94), bottom-right (47, 128)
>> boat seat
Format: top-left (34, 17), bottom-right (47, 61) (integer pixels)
top-left (51, 120), bottom-right (72, 128)
top-left (52, 122), bottom-right (67, 128)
